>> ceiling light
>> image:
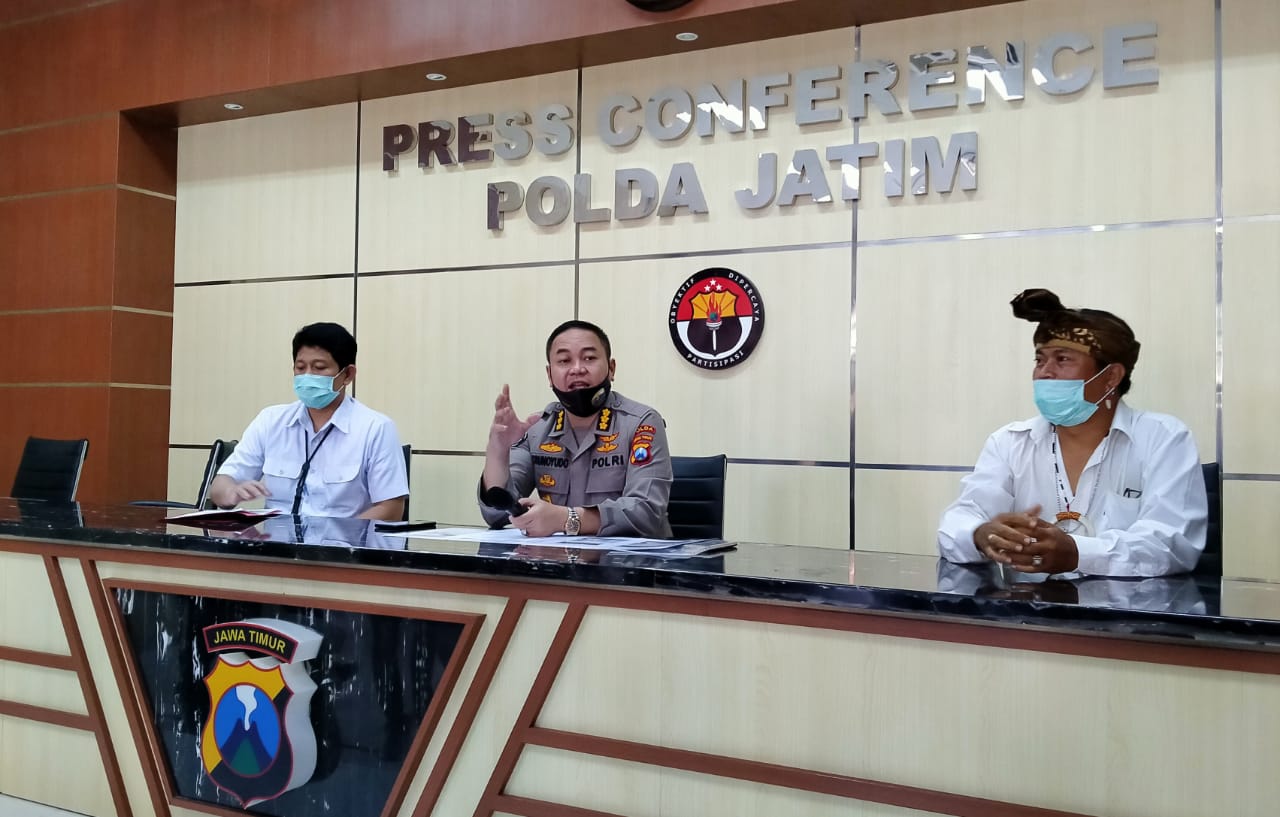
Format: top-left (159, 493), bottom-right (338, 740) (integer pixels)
top-left (223, 102), bottom-right (244, 110)
top-left (425, 72), bottom-right (448, 81)
top-left (675, 32), bottom-right (698, 42)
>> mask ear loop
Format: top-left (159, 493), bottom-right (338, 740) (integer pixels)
top-left (1087, 364), bottom-right (1117, 411)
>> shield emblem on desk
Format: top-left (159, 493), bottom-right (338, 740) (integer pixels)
top-left (199, 619), bottom-right (322, 808)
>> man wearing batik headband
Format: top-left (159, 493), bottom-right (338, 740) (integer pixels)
top-left (937, 289), bottom-right (1207, 577)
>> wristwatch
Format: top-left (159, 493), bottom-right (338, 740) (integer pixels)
top-left (564, 506), bottom-right (581, 536)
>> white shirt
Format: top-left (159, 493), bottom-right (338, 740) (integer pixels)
top-left (937, 402), bottom-right (1207, 577)
top-left (218, 396), bottom-right (408, 518)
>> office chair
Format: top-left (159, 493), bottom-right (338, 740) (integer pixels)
top-left (131, 439), bottom-right (238, 510)
top-left (1196, 462), bottom-right (1222, 576)
top-left (10, 436), bottom-right (90, 502)
top-left (668, 454), bottom-right (728, 539)
top-left (401, 444), bottom-right (412, 521)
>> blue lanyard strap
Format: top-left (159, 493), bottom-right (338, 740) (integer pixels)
top-left (292, 425), bottom-right (336, 515)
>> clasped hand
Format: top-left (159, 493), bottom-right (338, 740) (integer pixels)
top-left (975, 505), bottom-right (1079, 574)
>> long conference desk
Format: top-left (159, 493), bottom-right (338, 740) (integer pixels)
top-left (0, 500), bottom-right (1277, 817)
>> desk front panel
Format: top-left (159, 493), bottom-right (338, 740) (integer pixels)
top-left (0, 534), bottom-right (1277, 817)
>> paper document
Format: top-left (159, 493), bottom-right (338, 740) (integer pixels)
top-left (398, 526), bottom-right (729, 554)
top-left (166, 508), bottom-right (284, 530)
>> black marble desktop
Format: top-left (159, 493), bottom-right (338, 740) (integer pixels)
top-left (3, 498), bottom-right (1280, 651)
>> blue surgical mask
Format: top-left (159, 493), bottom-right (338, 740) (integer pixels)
top-left (1033, 365), bottom-right (1114, 427)
top-left (293, 368), bottom-right (346, 409)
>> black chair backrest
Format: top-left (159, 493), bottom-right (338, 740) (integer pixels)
top-left (197, 439), bottom-right (238, 509)
top-left (668, 454), bottom-right (728, 539)
top-left (402, 444), bottom-right (412, 521)
top-left (1198, 462), bottom-right (1222, 575)
top-left (11, 436), bottom-right (89, 502)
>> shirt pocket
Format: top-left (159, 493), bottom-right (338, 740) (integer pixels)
top-left (322, 462), bottom-right (360, 485)
top-left (262, 455), bottom-right (303, 503)
top-left (585, 465), bottom-right (627, 504)
top-left (1098, 491), bottom-right (1141, 532)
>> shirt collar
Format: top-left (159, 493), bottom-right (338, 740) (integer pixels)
top-left (1108, 399), bottom-right (1136, 441)
top-left (287, 394), bottom-right (354, 433)
top-left (1022, 399), bottom-right (1133, 443)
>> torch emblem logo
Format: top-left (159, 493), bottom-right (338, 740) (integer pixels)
top-left (668, 268), bottom-right (765, 370)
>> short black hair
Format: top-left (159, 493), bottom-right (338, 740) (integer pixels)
top-left (292, 322), bottom-right (357, 369)
top-left (545, 320), bottom-right (611, 361)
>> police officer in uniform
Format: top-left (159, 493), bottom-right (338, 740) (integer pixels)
top-left (480, 320), bottom-right (673, 538)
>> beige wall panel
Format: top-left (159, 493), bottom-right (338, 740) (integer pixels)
top-left (58, 563), bottom-right (160, 817)
top-left (358, 72), bottom-right (578, 272)
top-left (1222, 221), bottom-right (1280, 473)
top-left (857, 0), bottom-right (1214, 239)
top-left (410, 454), bottom-right (487, 528)
top-left (540, 606), bottom-right (1280, 817)
top-left (1222, 0), bottom-right (1280, 217)
top-left (409, 457), bottom-right (850, 546)
top-left (854, 468), bottom-right (966, 555)
top-left (724, 463), bottom-right (848, 548)
top-left (1221, 574), bottom-right (1280, 620)
top-left (0, 551), bottom-right (66, 655)
top-left (857, 225), bottom-right (1216, 465)
top-left (0, 718), bottom-right (114, 817)
top-left (427, 600), bottom-right (567, 817)
top-left (169, 279), bottom-right (352, 444)
top-left (166, 447), bottom-right (209, 505)
top-left (578, 29), bottom-right (856, 257)
top-left (175, 104), bottom-right (357, 283)
top-left (509, 746), bottom-right (944, 817)
top-left (0, 660), bottom-right (84, 715)
top-left (355, 267), bottom-right (575, 452)
top-left (578, 249), bottom-right (850, 462)
top-left (1223, 481), bottom-right (1280, 581)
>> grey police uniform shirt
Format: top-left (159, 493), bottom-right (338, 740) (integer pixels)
top-left (479, 391), bottom-right (674, 538)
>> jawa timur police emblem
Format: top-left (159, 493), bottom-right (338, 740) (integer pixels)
top-left (199, 618), bottom-right (323, 808)
top-left (669, 268), bottom-right (766, 370)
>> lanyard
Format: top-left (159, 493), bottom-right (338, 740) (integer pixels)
top-left (292, 425), bottom-right (336, 516)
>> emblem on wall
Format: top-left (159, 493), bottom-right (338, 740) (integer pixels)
top-left (668, 268), bottom-right (765, 369)
top-left (199, 619), bottom-right (323, 808)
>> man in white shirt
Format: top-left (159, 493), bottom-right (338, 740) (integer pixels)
top-left (209, 322), bottom-right (409, 520)
top-left (937, 289), bottom-right (1207, 577)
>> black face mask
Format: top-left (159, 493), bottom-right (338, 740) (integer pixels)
top-left (552, 378), bottom-right (612, 418)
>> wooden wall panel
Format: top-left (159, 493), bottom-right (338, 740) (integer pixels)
top-left (116, 114), bottom-right (177, 196)
top-left (105, 385), bottom-right (173, 505)
top-left (108, 310), bottom-right (172, 386)
top-left (0, 191), bottom-right (117, 310)
top-left (0, 115), bottom-right (119, 197)
top-left (0, 311), bottom-right (113, 383)
top-left (0, 386), bottom-right (111, 501)
top-left (112, 189), bottom-right (175, 313)
top-left (0, 0), bottom-right (102, 26)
